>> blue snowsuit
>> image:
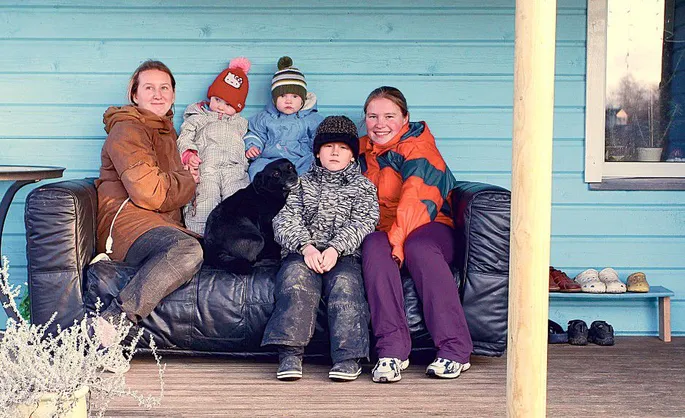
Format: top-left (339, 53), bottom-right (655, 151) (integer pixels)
top-left (244, 92), bottom-right (324, 180)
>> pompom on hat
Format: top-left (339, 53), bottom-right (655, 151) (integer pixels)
top-left (271, 56), bottom-right (307, 104)
top-left (313, 115), bottom-right (360, 159)
top-left (207, 57), bottom-right (251, 113)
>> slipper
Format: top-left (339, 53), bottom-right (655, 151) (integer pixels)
top-left (598, 268), bottom-right (626, 293)
top-left (548, 320), bottom-right (568, 344)
top-left (574, 269), bottom-right (606, 293)
top-left (626, 272), bottom-right (650, 292)
top-left (550, 267), bottom-right (582, 292)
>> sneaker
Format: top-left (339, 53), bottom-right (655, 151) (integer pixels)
top-left (425, 358), bottom-right (471, 379)
top-left (567, 319), bottom-right (589, 345)
top-left (277, 355), bottom-right (303, 381)
top-left (329, 359), bottom-right (362, 381)
top-left (574, 269), bottom-right (606, 293)
top-left (588, 320), bottom-right (615, 346)
top-left (598, 268), bottom-right (626, 293)
top-left (372, 357), bottom-right (409, 383)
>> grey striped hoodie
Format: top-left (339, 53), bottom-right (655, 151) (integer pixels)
top-left (273, 161), bottom-right (379, 258)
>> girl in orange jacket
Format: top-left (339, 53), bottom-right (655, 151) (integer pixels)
top-left (360, 86), bottom-right (473, 383)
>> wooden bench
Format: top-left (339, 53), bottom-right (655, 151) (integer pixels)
top-left (549, 285), bottom-right (675, 342)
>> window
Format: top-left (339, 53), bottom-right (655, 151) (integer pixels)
top-left (585, 0), bottom-right (685, 185)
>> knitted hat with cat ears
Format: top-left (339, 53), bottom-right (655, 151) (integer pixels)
top-left (207, 57), bottom-right (251, 112)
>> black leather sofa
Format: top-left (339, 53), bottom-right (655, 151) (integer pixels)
top-left (24, 178), bottom-right (511, 357)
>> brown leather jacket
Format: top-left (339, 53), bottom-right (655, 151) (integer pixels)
top-left (95, 105), bottom-right (196, 261)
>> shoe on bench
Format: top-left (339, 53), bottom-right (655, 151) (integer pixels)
top-left (550, 267), bottom-right (582, 292)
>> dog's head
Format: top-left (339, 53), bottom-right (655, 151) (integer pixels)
top-left (252, 158), bottom-right (299, 198)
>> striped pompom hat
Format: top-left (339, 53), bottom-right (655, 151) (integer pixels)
top-left (271, 56), bottom-right (307, 104)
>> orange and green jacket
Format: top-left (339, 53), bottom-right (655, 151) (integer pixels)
top-left (359, 121), bottom-right (457, 263)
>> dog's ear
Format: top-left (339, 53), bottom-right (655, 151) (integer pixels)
top-left (252, 170), bottom-right (265, 191)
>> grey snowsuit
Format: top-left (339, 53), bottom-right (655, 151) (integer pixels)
top-left (262, 162), bottom-right (380, 362)
top-left (177, 102), bottom-right (250, 235)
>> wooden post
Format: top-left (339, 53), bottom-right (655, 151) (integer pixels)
top-left (507, 0), bottom-right (557, 417)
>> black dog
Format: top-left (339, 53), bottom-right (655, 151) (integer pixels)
top-left (203, 158), bottom-right (299, 274)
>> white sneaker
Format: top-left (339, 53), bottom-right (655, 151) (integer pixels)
top-left (598, 268), bottom-right (626, 293)
top-left (574, 269), bottom-right (606, 293)
top-left (425, 358), bottom-right (471, 379)
top-left (372, 357), bottom-right (409, 383)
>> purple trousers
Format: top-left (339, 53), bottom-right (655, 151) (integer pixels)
top-left (362, 222), bottom-right (473, 363)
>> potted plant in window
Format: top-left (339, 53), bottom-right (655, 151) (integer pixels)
top-left (0, 256), bottom-right (165, 418)
top-left (634, 90), bottom-right (676, 161)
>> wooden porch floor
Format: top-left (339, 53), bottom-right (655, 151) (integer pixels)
top-left (106, 337), bottom-right (684, 417)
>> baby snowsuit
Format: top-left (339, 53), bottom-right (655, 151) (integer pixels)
top-left (177, 102), bottom-right (250, 235)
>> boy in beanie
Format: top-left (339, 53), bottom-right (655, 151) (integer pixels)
top-left (243, 56), bottom-right (324, 180)
top-left (177, 57), bottom-right (252, 235)
top-left (262, 115), bottom-right (380, 382)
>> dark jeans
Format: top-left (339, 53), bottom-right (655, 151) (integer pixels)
top-left (262, 253), bottom-right (370, 363)
top-left (362, 222), bottom-right (473, 364)
top-left (103, 226), bottom-right (203, 323)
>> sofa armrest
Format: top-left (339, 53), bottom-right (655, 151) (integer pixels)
top-left (451, 181), bottom-right (511, 356)
top-left (25, 178), bottom-right (98, 331)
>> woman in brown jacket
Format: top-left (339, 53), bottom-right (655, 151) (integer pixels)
top-left (94, 60), bottom-right (202, 345)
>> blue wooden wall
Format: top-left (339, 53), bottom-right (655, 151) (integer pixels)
top-left (1, 0), bottom-right (683, 336)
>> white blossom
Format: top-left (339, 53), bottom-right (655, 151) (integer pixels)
top-left (0, 256), bottom-right (164, 417)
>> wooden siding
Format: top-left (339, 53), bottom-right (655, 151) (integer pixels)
top-left (1, 0), bottom-right (684, 335)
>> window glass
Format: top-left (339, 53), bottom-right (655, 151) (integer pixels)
top-left (604, 0), bottom-right (682, 163)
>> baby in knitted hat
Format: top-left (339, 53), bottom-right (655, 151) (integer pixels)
top-left (264, 115), bottom-right (380, 382)
top-left (177, 57), bottom-right (252, 235)
top-left (243, 56), bottom-right (324, 180)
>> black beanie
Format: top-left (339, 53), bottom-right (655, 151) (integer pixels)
top-left (313, 115), bottom-right (360, 158)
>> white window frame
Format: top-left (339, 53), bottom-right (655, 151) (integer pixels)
top-left (585, 0), bottom-right (685, 183)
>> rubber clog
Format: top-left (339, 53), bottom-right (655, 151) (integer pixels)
top-left (548, 320), bottom-right (568, 344)
top-left (574, 269), bottom-right (606, 293)
top-left (598, 267), bottom-right (626, 293)
top-left (626, 272), bottom-right (650, 292)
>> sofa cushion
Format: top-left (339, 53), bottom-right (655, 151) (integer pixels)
top-left (84, 259), bottom-right (443, 356)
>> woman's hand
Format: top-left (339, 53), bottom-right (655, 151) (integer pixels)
top-left (245, 146), bottom-right (261, 159)
top-left (302, 244), bottom-right (324, 273)
top-left (184, 165), bottom-right (200, 184)
top-left (320, 247), bottom-right (339, 272)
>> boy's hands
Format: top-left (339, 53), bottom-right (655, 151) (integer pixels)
top-left (302, 244), bottom-right (324, 273)
top-left (320, 247), bottom-right (339, 272)
top-left (245, 146), bottom-right (261, 159)
top-left (302, 245), bottom-right (339, 273)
